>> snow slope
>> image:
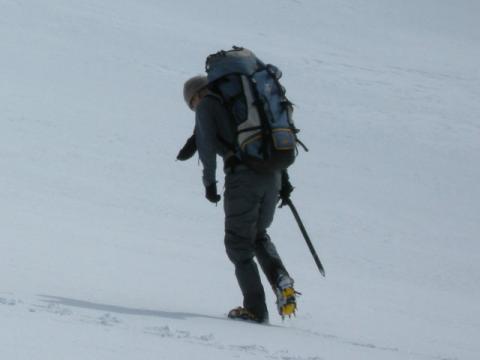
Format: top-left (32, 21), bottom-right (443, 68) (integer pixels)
top-left (1, 0), bottom-right (479, 359)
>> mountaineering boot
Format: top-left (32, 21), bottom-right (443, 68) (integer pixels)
top-left (228, 307), bottom-right (268, 324)
top-left (275, 274), bottom-right (297, 318)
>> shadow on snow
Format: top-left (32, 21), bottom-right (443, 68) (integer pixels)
top-left (39, 294), bottom-right (228, 322)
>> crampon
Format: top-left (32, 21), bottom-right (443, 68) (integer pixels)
top-left (275, 275), bottom-right (299, 319)
top-left (227, 307), bottom-right (266, 323)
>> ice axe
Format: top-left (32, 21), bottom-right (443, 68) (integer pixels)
top-left (283, 198), bottom-right (325, 277)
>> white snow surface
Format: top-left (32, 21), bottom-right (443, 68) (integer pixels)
top-left (1, 1), bottom-right (480, 359)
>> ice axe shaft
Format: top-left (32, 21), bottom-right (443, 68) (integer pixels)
top-left (285, 198), bottom-right (325, 277)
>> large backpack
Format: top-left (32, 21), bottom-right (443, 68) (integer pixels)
top-left (205, 46), bottom-right (304, 173)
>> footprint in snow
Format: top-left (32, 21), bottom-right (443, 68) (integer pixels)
top-left (98, 313), bottom-right (121, 326)
top-left (0, 297), bottom-right (19, 306)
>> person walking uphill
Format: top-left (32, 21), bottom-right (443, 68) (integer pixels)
top-left (181, 55), bottom-right (298, 324)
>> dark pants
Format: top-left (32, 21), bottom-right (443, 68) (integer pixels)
top-left (223, 167), bottom-right (289, 320)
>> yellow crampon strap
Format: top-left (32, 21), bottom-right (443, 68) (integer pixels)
top-left (279, 287), bottom-right (297, 318)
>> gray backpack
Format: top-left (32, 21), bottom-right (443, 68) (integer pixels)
top-left (205, 46), bottom-right (305, 173)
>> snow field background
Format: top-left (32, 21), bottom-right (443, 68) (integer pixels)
top-left (1, 1), bottom-right (479, 359)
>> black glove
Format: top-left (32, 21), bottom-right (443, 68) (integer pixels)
top-left (205, 183), bottom-right (221, 204)
top-left (176, 134), bottom-right (197, 161)
top-left (279, 170), bottom-right (294, 207)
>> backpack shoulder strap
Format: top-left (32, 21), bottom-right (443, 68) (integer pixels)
top-left (203, 90), bottom-right (224, 104)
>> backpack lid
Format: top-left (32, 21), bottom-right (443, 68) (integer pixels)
top-left (205, 47), bottom-right (262, 83)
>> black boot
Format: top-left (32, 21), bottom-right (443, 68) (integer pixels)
top-left (228, 306), bottom-right (269, 323)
